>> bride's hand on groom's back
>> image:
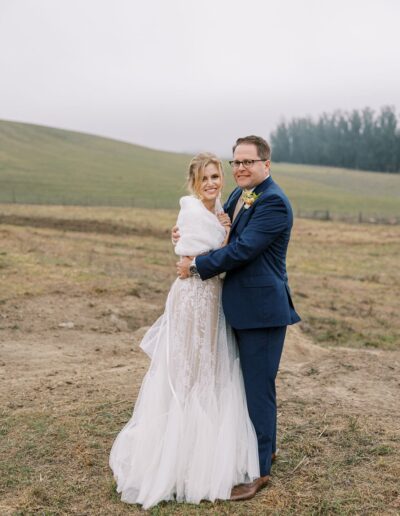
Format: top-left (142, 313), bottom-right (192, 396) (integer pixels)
top-left (171, 225), bottom-right (180, 245)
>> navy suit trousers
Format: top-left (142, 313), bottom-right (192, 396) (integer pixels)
top-left (234, 326), bottom-right (286, 477)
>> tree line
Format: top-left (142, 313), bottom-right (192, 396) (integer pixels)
top-left (270, 106), bottom-right (400, 173)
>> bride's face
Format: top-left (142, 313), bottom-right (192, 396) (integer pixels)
top-left (199, 163), bottom-right (223, 201)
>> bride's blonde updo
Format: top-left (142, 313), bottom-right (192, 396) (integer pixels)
top-left (186, 153), bottom-right (224, 198)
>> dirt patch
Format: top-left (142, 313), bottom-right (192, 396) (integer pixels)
top-left (1, 317), bottom-right (399, 515)
top-left (280, 328), bottom-right (399, 416)
top-left (2, 322), bottom-right (398, 423)
top-left (0, 213), bottom-right (169, 238)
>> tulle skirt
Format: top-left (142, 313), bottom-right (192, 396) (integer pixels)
top-left (109, 276), bottom-right (259, 509)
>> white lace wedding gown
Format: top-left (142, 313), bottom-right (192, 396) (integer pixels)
top-left (109, 196), bottom-right (259, 509)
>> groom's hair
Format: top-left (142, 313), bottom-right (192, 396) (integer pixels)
top-left (233, 135), bottom-right (271, 160)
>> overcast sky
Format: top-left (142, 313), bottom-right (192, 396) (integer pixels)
top-left (1, 0), bottom-right (400, 156)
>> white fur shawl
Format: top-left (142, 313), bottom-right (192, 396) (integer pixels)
top-left (174, 196), bottom-right (226, 256)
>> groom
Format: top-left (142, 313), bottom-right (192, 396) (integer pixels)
top-left (176, 135), bottom-right (301, 500)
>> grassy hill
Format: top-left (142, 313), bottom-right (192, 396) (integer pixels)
top-left (0, 120), bottom-right (195, 208)
top-left (0, 119), bottom-right (399, 216)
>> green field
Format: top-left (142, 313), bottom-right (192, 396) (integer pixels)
top-left (0, 119), bottom-right (399, 216)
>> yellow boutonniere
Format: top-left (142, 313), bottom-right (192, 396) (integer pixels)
top-left (242, 190), bottom-right (262, 209)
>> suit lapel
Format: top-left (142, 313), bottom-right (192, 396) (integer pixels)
top-left (226, 188), bottom-right (242, 220)
top-left (230, 175), bottom-right (274, 233)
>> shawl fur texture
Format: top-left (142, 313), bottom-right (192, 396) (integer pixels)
top-left (174, 196), bottom-right (226, 257)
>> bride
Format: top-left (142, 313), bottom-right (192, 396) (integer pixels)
top-left (109, 153), bottom-right (259, 509)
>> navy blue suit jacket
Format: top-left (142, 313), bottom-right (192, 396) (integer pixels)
top-left (196, 176), bottom-right (301, 329)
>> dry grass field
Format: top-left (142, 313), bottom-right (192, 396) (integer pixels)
top-left (1, 204), bottom-right (399, 515)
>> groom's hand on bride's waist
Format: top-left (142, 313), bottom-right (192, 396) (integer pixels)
top-left (176, 256), bottom-right (193, 279)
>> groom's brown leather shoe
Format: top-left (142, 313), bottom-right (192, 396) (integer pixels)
top-left (230, 475), bottom-right (270, 501)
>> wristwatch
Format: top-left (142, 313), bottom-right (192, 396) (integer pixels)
top-left (189, 258), bottom-right (200, 277)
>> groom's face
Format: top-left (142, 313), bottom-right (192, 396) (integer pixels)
top-left (232, 144), bottom-right (270, 190)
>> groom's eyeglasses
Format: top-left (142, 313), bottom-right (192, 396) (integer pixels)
top-left (229, 159), bottom-right (266, 169)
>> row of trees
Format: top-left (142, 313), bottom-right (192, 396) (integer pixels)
top-left (270, 106), bottom-right (400, 173)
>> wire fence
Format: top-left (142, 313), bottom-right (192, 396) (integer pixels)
top-left (296, 209), bottom-right (400, 225)
top-left (0, 193), bottom-right (174, 209)
top-left (0, 195), bottom-right (399, 225)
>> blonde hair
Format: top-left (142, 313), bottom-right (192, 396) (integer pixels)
top-left (186, 152), bottom-right (224, 197)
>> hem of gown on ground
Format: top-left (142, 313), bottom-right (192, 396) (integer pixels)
top-left (109, 276), bottom-right (260, 510)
